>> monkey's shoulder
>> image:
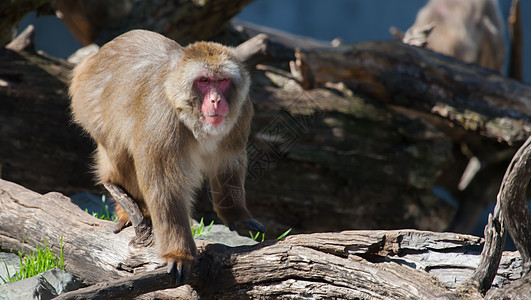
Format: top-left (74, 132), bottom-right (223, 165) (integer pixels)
top-left (94, 30), bottom-right (184, 65)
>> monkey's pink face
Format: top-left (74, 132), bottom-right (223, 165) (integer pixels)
top-left (194, 76), bottom-right (231, 127)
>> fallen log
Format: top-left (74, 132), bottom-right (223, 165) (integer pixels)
top-left (0, 178), bottom-right (523, 298)
top-left (293, 41), bottom-right (531, 144)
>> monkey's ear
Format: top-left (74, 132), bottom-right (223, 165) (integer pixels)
top-left (228, 219), bottom-right (266, 233)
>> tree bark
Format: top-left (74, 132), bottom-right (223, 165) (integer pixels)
top-left (0, 178), bottom-right (524, 298)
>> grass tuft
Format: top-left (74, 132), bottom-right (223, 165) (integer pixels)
top-left (191, 218), bottom-right (214, 238)
top-left (249, 228), bottom-right (292, 242)
top-left (0, 237), bottom-right (65, 284)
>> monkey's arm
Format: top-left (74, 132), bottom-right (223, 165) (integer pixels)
top-left (209, 152), bottom-right (266, 233)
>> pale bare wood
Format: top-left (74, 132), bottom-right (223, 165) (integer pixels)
top-left (6, 24), bottom-right (35, 52)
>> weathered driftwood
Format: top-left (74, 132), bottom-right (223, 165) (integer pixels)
top-left (0, 178), bottom-right (524, 299)
top-left (55, 268), bottom-right (179, 300)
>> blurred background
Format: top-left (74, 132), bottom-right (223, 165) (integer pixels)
top-left (19, 0), bottom-right (531, 83)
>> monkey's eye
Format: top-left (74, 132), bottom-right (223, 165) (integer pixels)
top-left (218, 78), bottom-right (226, 82)
top-left (199, 77), bottom-right (209, 82)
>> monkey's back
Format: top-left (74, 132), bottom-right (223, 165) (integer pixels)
top-left (70, 30), bottom-right (184, 151)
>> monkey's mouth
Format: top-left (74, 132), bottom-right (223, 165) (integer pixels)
top-left (203, 114), bottom-right (226, 126)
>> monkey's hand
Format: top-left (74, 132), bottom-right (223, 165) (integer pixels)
top-left (228, 218), bottom-right (266, 233)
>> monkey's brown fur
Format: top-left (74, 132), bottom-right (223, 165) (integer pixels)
top-left (70, 30), bottom-right (263, 279)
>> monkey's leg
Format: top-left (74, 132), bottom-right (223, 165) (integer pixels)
top-left (144, 187), bottom-right (197, 285)
top-left (103, 183), bottom-right (153, 246)
top-left (209, 157), bottom-right (266, 233)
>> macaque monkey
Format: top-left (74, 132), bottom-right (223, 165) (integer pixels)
top-left (70, 29), bottom-right (265, 283)
top-left (403, 0), bottom-right (506, 72)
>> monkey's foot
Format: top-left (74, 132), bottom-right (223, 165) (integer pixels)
top-left (229, 218), bottom-right (266, 233)
top-left (157, 259), bottom-right (194, 285)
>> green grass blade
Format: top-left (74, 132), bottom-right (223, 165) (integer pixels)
top-left (277, 228), bottom-right (292, 240)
